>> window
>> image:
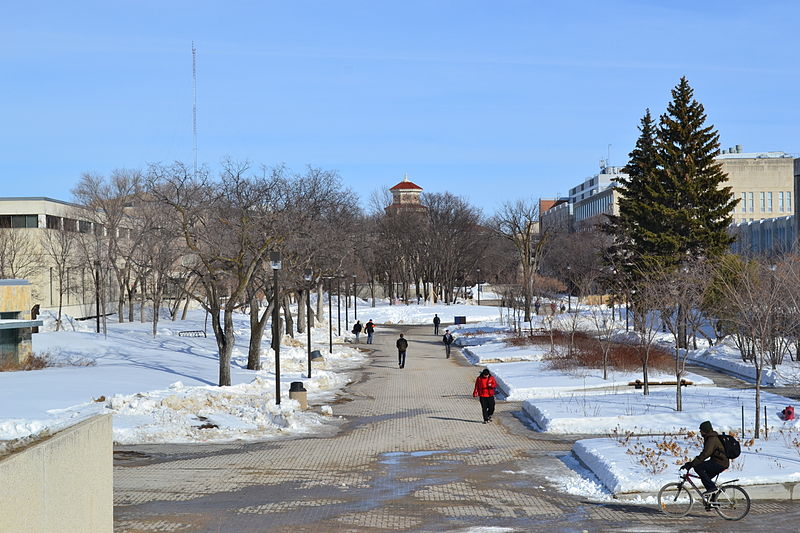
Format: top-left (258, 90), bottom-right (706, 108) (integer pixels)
top-left (0, 216), bottom-right (9, 228)
top-left (748, 192), bottom-right (754, 212)
top-left (741, 192), bottom-right (747, 213)
top-left (788, 191), bottom-right (792, 212)
top-left (759, 192), bottom-right (765, 212)
top-left (79, 220), bottom-right (91, 234)
top-left (780, 192), bottom-right (785, 212)
top-left (63, 218), bottom-right (77, 232)
top-left (5, 214), bottom-right (38, 228)
top-left (768, 192), bottom-right (773, 212)
top-left (46, 215), bottom-right (61, 229)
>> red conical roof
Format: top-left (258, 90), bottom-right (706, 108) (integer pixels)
top-left (389, 177), bottom-right (423, 191)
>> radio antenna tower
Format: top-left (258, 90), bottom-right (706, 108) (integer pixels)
top-left (192, 42), bottom-right (198, 177)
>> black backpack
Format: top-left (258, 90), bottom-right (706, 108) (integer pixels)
top-left (718, 433), bottom-right (741, 459)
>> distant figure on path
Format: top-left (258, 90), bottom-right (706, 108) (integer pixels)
top-left (351, 320), bottom-right (362, 343)
top-left (442, 329), bottom-right (454, 358)
top-left (534, 300), bottom-right (540, 315)
top-left (433, 314), bottom-right (441, 335)
top-left (365, 320), bottom-right (375, 344)
top-left (473, 369), bottom-right (497, 423)
top-left (549, 302), bottom-right (556, 315)
top-left (396, 333), bottom-right (408, 368)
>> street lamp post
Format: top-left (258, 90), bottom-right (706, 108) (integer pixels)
top-left (304, 268), bottom-right (313, 379)
top-left (476, 268), bottom-right (481, 306)
top-left (94, 261), bottom-right (101, 333)
top-left (353, 274), bottom-right (357, 322)
top-left (270, 251), bottom-right (282, 405)
top-left (566, 265), bottom-right (572, 312)
top-left (345, 276), bottom-right (349, 332)
top-left (336, 277), bottom-right (341, 336)
top-left (326, 277), bottom-right (333, 354)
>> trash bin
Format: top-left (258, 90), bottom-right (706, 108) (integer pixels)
top-left (310, 349), bottom-right (324, 361)
top-left (289, 381), bottom-right (308, 410)
top-left (454, 316), bottom-right (466, 325)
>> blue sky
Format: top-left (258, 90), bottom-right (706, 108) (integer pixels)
top-left (1, 1), bottom-right (798, 214)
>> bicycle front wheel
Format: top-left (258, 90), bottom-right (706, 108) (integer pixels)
top-left (714, 485), bottom-right (751, 521)
top-left (658, 482), bottom-right (693, 517)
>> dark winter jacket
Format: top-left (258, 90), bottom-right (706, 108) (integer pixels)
top-left (473, 375), bottom-right (497, 397)
top-left (690, 431), bottom-right (729, 469)
top-left (396, 337), bottom-right (408, 351)
top-left (433, 316), bottom-right (441, 325)
top-left (365, 322), bottom-right (375, 334)
top-left (442, 333), bottom-right (454, 345)
top-left (352, 323), bottom-right (362, 334)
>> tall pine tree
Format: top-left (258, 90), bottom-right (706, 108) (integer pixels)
top-left (611, 77), bottom-right (736, 274)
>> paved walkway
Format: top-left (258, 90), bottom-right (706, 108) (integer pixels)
top-left (115, 324), bottom-right (800, 532)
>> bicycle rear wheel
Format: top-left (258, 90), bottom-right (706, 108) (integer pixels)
top-left (714, 485), bottom-right (750, 521)
top-left (658, 482), bottom-right (693, 517)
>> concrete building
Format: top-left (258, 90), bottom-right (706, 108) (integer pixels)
top-left (385, 175), bottom-right (427, 215)
top-left (718, 147), bottom-right (795, 225)
top-left (0, 197), bottom-right (117, 318)
top-left (539, 198), bottom-right (573, 234)
top-left (729, 216), bottom-right (795, 256)
top-left (541, 147), bottom-right (796, 238)
top-left (0, 279), bottom-right (43, 365)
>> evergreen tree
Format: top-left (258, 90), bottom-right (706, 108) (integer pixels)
top-left (656, 77), bottom-right (736, 262)
top-left (610, 77), bottom-right (735, 275)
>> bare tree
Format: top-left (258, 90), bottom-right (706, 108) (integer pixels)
top-left (492, 199), bottom-right (546, 320)
top-left (0, 229), bottom-right (41, 283)
top-left (40, 217), bottom-right (79, 330)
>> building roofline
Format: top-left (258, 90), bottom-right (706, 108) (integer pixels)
top-left (0, 196), bottom-right (83, 208)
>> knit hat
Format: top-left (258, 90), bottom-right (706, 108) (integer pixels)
top-left (699, 421), bottom-right (713, 433)
top-left (481, 369), bottom-right (490, 377)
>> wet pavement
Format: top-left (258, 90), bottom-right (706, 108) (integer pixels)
top-left (114, 324), bottom-right (800, 532)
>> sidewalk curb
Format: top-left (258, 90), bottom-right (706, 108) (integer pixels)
top-left (615, 481), bottom-right (800, 501)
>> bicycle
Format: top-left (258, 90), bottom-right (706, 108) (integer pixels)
top-left (657, 469), bottom-right (751, 521)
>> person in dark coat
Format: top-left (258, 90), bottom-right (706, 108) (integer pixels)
top-left (681, 420), bottom-right (730, 496)
top-left (473, 369), bottom-right (497, 423)
top-left (396, 333), bottom-right (408, 368)
top-left (442, 329), bottom-right (454, 358)
top-left (365, 320), bottom-right (375, 344)
top-left (351, 320), bottom-right (362, 343)
top-left (433, 314), bottom-right (441, 335)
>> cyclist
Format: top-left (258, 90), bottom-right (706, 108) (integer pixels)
top-left (681, 420), bottom-right (730, 498)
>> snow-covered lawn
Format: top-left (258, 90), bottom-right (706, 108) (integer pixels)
top-left (1, 309), bottom-right (366, 447)
top-left (356, 301), bottom-right (501, 327)
top-left (488, 360), bottom-right (712, 401)
top-left (687, 337), bottom-right (800, 387)
top-left (523, 386), bottom-right (798, 434)
top-left (575, 432), bottom-right (800, 495)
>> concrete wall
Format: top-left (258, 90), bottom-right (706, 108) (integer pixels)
top-left (0, 414), bottom-right (113, 533)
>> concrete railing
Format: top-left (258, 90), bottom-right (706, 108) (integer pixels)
top-left (0, 414), bottom-right (113, 533)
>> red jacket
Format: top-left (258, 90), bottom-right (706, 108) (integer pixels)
top-left (473, 375), bottom-right (497, 397)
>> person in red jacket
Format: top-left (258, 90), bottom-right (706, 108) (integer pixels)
top-left (473, 369), bottom-right (497, 423)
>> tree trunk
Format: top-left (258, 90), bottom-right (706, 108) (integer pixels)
top-left (298, 289), bottom-right (306, 334)
top-left (151, 290), bottom-right (162, 337)
top-left (675, 347), bottom-right (683, 411)
top-left (283, 296), bottom-right (294, 337)
top-left (754, 362), bottom-right (763, 438)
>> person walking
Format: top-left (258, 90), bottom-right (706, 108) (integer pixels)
top-left (365, 320), bottom-right (375, 344)
top-left (473, 369), bottom-right (497, 423)
top-left (534, 300), bottom-right (540, 315)
top-left (396, 333), bottom-right (408, 368)
top-left (681, 420), bottom-right (730, 497)
top-left (351, 320), bottom-right (363, 343)
top-left (433, 314), bottom-right (441, 335)
top-left (442, 329), bottom-right (454, 358)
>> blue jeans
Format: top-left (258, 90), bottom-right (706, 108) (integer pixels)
top-left (398, 350), bottom-right (406, 367)
top-left (367, 332), bottom-right (373, 344)
top-left (695, 460), bottom-right (726, 491)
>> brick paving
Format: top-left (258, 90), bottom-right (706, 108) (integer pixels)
top-left (115, 324), bottom-right (800, 532)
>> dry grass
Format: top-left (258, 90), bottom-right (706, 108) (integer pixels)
top-left (505, 330), bottom-right (674, 373)
top-left (0, 354), bottom-right (52, 372)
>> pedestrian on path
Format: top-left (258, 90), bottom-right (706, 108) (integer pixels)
top-left (365, 320), bottom-right (375, 344)
top-left (473, 369), bottom-right (497, 423)
top-left (442, 329), bottom-right (454, 358)
top-left (351, 320), bottom-right (363, 343)
top-left (433, 314), bottom-right (441, 335)
top-left (396, 333), bottom-right (408, 368)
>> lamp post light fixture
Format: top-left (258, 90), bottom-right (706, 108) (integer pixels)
top-left (304, 268), bottom-right (313, 379)
top-left (476, 268), bottom-right (481, 306)
top-left (270, 251), bottom-right (282, 405)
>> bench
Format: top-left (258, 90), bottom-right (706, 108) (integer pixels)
top-left (628, 379), bottom-right (693, 388)
top-left (178, 330), bottom-right (207, 338)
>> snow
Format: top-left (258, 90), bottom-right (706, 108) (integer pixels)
top-left (574, 433), bottom-right (800, 495)
top-left (488, 360), bottom-right (712, 401)
top-left (523, 387), bottom-right (799, 434)
top-left (353, 301), bottom-right (501, 327)
top-left (1, 309), bottom-right (365, 447)
top-left (687, 337), bottom-right (800, 386)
